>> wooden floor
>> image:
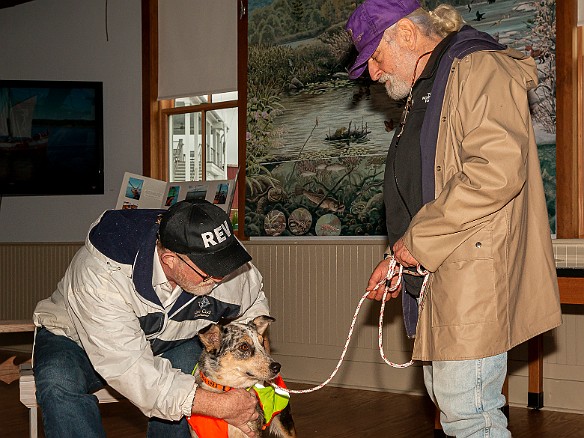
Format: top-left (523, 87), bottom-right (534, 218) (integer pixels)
top-left (2, 378), bottom-right (584, 437)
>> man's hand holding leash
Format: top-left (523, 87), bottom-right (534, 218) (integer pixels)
top-left (392, 237), bottom-right (419, 268)
top-left (366, 258), bottom-right (402, 301)
top-left (366, 237), bottom-right (421, 302)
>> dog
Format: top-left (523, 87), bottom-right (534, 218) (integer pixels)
top-left (188, 316), bottom-right (297, 438)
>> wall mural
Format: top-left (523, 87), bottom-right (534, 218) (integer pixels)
top-left (246, 0), bottom-right (556, 237)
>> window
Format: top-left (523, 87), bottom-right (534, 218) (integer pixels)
top-left (166, 94), bottom-right (238, 182)
top-left (161, 94), bottom-right (240, 228)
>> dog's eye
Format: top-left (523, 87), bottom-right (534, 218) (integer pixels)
top-left (239, 342), bottom-right (251, 352)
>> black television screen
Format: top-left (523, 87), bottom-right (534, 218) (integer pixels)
top-left (0, 80), bottom-right (104, 196)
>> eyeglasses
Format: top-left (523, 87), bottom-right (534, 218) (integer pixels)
top-left (175, 254), bottom-right (216, 283)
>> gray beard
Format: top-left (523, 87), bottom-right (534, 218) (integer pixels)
top-left (185, 282), bottom-right (216, 296)
top-left (380, 73), bottom-right (410, 100)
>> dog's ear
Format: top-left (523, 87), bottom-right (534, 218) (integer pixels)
top-left (198, 324), bottom-right (222, 352)
top-left (251, 315), bottom-right (275, 336)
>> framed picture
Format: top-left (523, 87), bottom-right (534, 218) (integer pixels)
top-left (0, 80), bottom-right (104, 196)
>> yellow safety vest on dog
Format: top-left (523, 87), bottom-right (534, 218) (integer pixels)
top-left (187, 371), bottom-right (290, 437)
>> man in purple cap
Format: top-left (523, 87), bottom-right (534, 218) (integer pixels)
top-left (346, 1), bottom-right (561, 436)
top-left (32, 200), bottom-right (268, 438)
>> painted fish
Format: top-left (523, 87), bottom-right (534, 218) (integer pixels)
top-left (295, 187), bottom-right (345, 213)
top-left (325, 164), bottom-right (346, 172)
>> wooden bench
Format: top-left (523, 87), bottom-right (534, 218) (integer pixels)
top-left (527, 269), bottom-right (584, 409)
top-left (19, 362), bottom-right (125, 438)
top-left (0, 320), bottom-right (35, 384)
top-left (0, 320), bottom-right (126, 438)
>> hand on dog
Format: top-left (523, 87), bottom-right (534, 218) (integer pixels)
top-left (366, 258), bottom-right (402, 302)
top-left (220, 389), bottom-right (260, 437)
top-left (193, 388), bottom-right (259, 437)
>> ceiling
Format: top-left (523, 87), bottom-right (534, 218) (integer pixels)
top-left (0, 0), bottom-right (35, 9)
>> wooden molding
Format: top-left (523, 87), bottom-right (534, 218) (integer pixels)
top-left (237, 0), bottom-right (249, 239)
top-left (141, 0), bottom-right (157, 178)
top-left (578, 27), bottom-right (584, 237)
top-left (556, 0), bottom-right (579, 237)
top-left (558, 276), bottom-right (584, 304)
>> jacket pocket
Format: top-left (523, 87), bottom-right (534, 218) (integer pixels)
top-left (431, 228), bottom-right (496, 327)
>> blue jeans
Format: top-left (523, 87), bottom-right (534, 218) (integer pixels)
top-left (423, 352), bottom-right (510, 438)
top-left (33, 327), bottom-right (202, 438)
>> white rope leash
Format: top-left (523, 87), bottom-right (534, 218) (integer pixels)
top-left (274, 256), bottom-right (430, 395)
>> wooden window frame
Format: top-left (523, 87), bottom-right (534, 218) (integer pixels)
top-left (163, 99), bottom-right (238, 181)
top-left (142, 0), bottom-right (581, 239)
top-left (556, 0), bottom-right (581, 238)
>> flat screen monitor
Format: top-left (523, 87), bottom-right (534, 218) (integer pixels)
top-left (0, 80), bottom-right (104, 196)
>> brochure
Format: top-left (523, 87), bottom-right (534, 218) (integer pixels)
top-left (115, 172), bottom-right (237, 213)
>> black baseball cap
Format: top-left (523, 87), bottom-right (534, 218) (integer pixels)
top-left (158, 200), bottom-right (251, 278)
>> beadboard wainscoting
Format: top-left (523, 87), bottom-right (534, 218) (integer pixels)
top-left (1, 239), bottom-right (584, 412)
top-left (0, 243), bottom-right (83, 321)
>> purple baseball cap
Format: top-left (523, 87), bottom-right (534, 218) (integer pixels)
top-left (345, 0), bottom-right (421, 79)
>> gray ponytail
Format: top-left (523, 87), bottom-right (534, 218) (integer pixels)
top-left (403, 4), bottom-right (465, 38)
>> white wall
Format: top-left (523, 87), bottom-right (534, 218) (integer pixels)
top-left (0, 0), bottom-right (142, 242)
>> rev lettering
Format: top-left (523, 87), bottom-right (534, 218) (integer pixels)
top-left (201, 220), bottom-right (232, 248)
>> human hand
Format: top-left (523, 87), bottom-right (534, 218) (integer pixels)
top-left (193, 388), bottom-right (259, 437)
top-left (366, 258), bottom-right (402, 302)
top-left (393, 238), bottom-right (419, 268)
top-left (219, 389), bottom-right (260, 437)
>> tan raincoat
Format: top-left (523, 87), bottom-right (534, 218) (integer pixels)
top-left (402, 49), bottom-right (562, 361)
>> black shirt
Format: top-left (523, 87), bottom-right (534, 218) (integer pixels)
top-left (383, 32), bottom-right (457, 295)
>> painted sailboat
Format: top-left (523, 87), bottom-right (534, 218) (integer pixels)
top-left (0, 92), bottom-right (48, 153)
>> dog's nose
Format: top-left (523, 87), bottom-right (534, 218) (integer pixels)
top-left (270, 362), bottom-right (281, 375)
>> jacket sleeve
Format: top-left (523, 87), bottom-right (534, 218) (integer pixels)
top-left (403, 51), bottom-right (533, 272)
top-left (65, 250), bottom-right (197, 421)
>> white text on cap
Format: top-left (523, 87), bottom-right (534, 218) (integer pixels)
top-left (201, 220), bottom-right (232, 248)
